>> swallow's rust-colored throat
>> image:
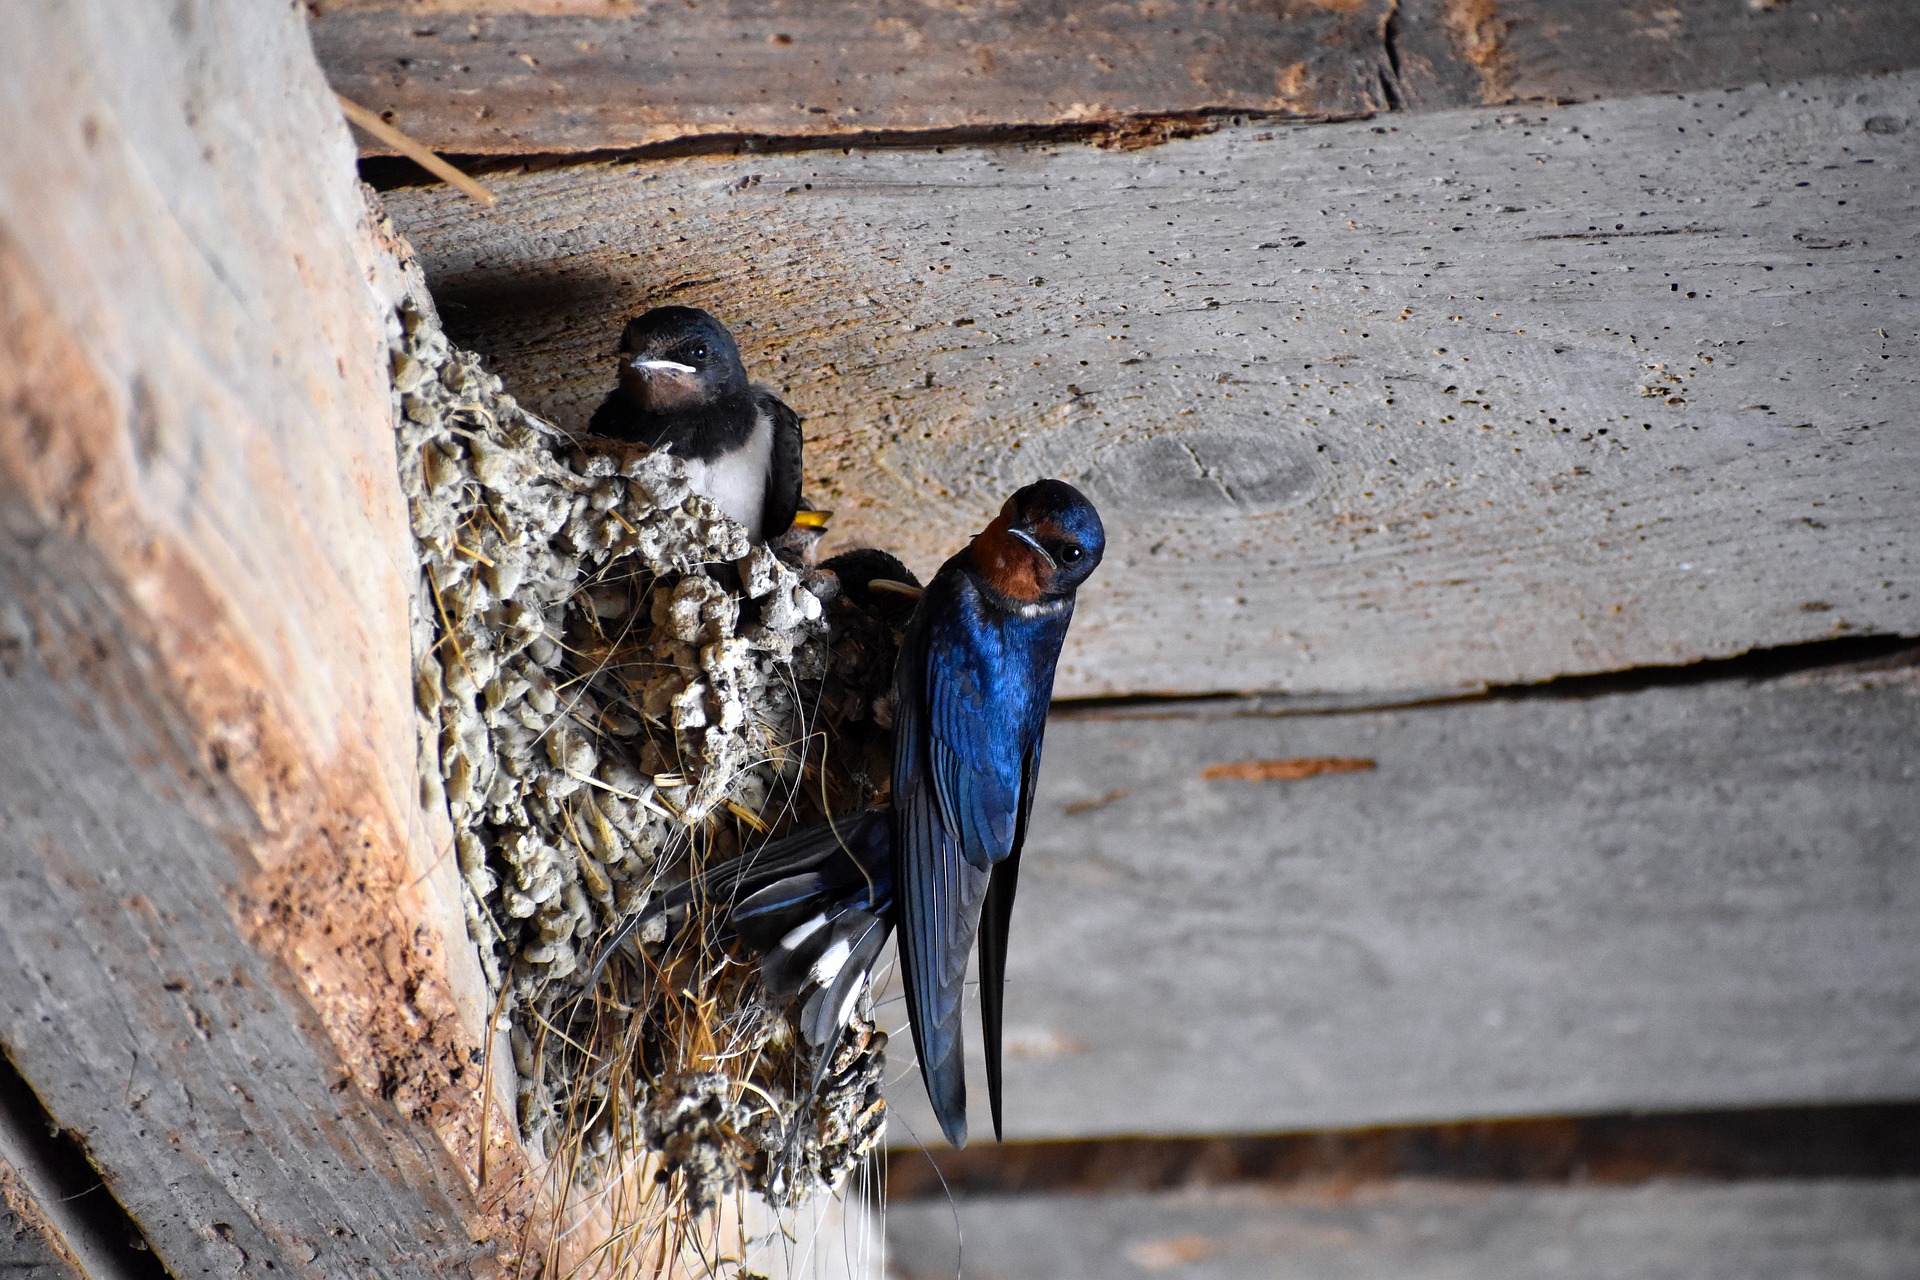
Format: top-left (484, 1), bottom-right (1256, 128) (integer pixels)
top-left (972, 512), bottom-right (1055, 602)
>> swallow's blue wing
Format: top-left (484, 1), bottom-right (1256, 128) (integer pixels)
top-left (922, 593), bottom-right (1041, 874)
top-left (892, 585), bottom-right (992, 1146)
top-left (896, 572), bottom-right (1071, 1147)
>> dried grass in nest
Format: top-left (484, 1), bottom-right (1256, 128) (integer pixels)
top-left (389, 291), bottom-right (895, 1275)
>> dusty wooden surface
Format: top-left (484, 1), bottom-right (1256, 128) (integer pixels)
top-left (384, 71), bottom-right (1920, 699)
top-left (1487, 0), bottom-right (1920, 105)
top-left (314, 0), bottom-right (1403, 156)
top-left (0, 594), bottom-right (479, 1275)
top-left (310, 0), bottom-right (1920, 155)
top-left (884, 1179), bottom-right (1920, 1280)
top-left (0, 0), bottom-right (518, 1272)
top-left (0, 1165), bottom-right (85, 1280)
top-left (876, 658), bottom-right (1920, 1142)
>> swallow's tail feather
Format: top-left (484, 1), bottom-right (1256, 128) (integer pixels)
top-left (724, 809), bottom-right (895, 1057)
top-left (584, 809), bottom-right (891, 994)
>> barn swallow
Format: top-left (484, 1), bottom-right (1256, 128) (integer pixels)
top-left (589, 482), bottom-right (1104, 1147)
top-left (892, 478), bottom-right (1104, 1146)
top-left (589, 306), bottom-right (804, 542)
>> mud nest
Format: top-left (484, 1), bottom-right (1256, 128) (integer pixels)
top-left (389, 297), bottom-right (896, 1217)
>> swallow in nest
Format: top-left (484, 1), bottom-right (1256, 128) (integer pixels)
top-left (589, 306), bottom-right (816, 543)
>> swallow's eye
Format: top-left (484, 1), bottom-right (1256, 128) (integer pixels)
top-left (692, 345), bottom-right (709, 361)
top-left (1059, 544), bottom-right (1085, 565)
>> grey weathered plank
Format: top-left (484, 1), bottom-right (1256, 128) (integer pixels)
top-left (0, 547), bottom-right (478, 1276)
top-left (384, 72), bottom-right (1920, 699)
top-left (1488, 0), bottom-right (1920, 106)
top-left (0, 0), bottom-right (514, 1271)
top-left (313, 0), bottom-right (1403, 156)
top-left (0, 1165), bottom-right (85, 1280)
top-left (884, 1180), bottom-right (1920, 1280)
top-left (310, 0), bottom-right (1920, 155)
top-left (876, 661), bottom-right (1920, 1142)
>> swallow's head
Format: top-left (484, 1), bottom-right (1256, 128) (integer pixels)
top-left (614, 306), bottom-right (749, 412)
top-left (974, 479), bottom-right (1106, 602)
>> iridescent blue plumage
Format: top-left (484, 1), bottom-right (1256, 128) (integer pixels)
top-left (894, 479), bottom-right (1105, 1146)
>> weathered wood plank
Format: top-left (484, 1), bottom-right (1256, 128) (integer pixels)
top-left (0, 0), bottom-right (518, 1271)
top-left (313, 0), bottom-right (1402, 156)
top-left (310, 0), bottom-right (1920, 155)
top-left (1488, 0), bottom-right (1920, 106)
top-left (384, 73), bottom-right (1920, 698)
top-left (884, 1180), bottom-right (1920, 1280)
top-left (0, 566), bottom-right (478, 1276)
top-left (875, 660), bottom-right (1920, 1142)
top-left (0, 1165), bottom-right (86, 1280)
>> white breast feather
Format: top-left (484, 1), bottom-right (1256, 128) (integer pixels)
top-left (683, 411), bottom-right (774, 536)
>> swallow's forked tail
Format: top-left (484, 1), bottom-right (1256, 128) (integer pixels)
top-left (590, 809), bottom-right (897, 1076)
top-left (729, 809), bottom-right (895, 1065)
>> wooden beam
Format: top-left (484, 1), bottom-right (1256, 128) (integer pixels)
top-left (876, 657), bottom-right (1920, 1142)
top-left (0, 1049), bottom-right (163, 1280)
top-left (312, 0), bottom-right (1404, 157)
top-left (382, 72), bottom-right (1920, 699)
top-left (0, 1), bottom-right (518, 1272)
top-left (883, 1178), bottom-right (1920, 1279)
top-left (309, 0), bottom-right (1920, 156)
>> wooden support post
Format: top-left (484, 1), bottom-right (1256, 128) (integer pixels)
top-left (0, 2), bottom-right (521, 1274)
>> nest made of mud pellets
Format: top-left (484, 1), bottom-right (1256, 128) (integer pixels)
top-left (391, 299), bottom-right (894, 1214)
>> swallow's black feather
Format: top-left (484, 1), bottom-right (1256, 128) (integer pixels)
top-left (582, 808), bottom-right (890, 1001)
top-left (979, 734), bottom-right (1041, 1141)
top-left (760, 390), bottom-right (805, 544)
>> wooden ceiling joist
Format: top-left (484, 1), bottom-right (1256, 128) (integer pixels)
top-left (878, 657), bottom-right (1920, 1143)
top-left (310, 0), bottom-right (1920, 157)
top-left (382, 71), bottom-right (1920, 700)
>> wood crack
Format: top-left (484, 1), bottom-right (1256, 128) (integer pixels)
top-left (1054, 633), bottom-right (1920, 721)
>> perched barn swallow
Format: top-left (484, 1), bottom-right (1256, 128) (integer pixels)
top-left (892, 479), bottom-right (1104, 1146)
top-left (589, 306), bottom-right (804, 542)
top-left (590, 482), bottom-right (1104, 1147)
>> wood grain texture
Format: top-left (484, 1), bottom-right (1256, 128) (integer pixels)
top-left (0, 1165), bottom-right (85, 1280)
top-left (0, 549), bottom-right (480, 1277)
top-left (310, 0), bottom-right (1920, 155)
top-left (384, 72), bottom-right (1920, 699)
top-left (313, 0), bottom-right (1402, 156)
top-left (876, 660), bottom-right (1920, 1142)
top-left (884, 1180), bottom-right (1920, 1280)
top-left (1491, 0), bottom-right (1920, 106)
top-left (0, 0), bottom-right (517, 1271)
